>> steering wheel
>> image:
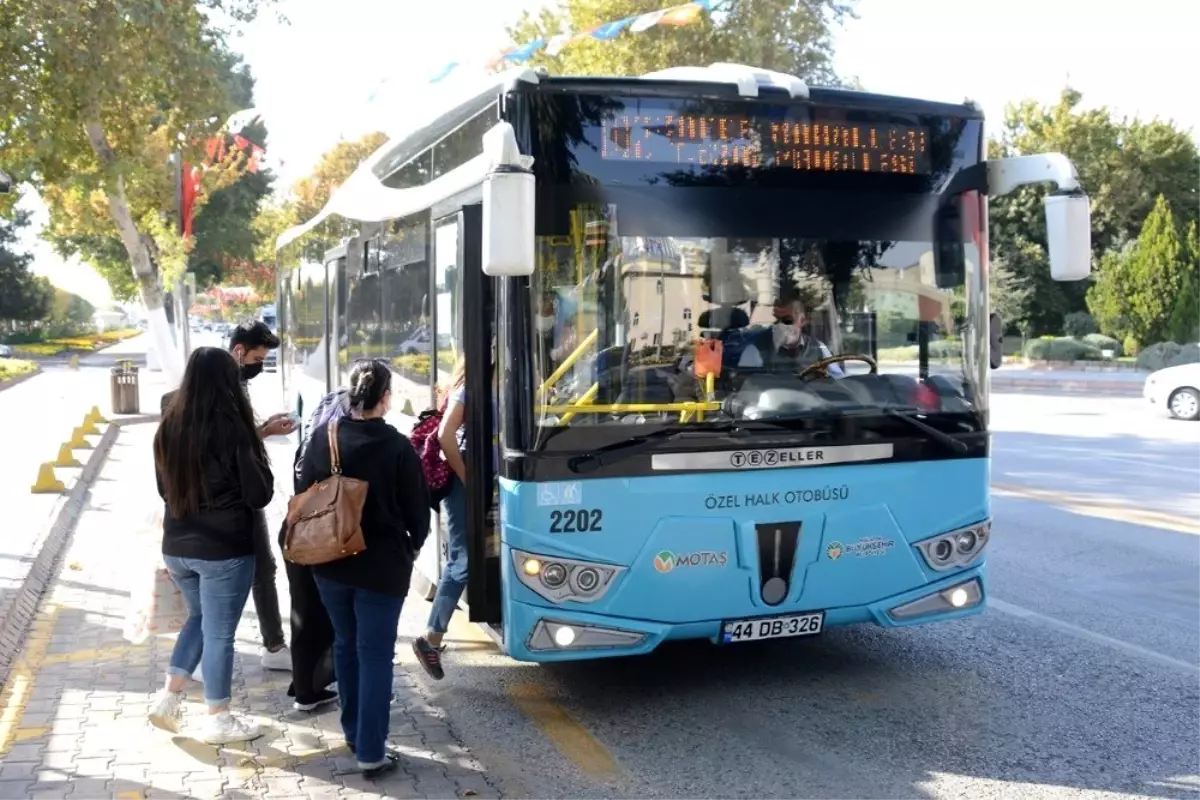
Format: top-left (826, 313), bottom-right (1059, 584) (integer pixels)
top-left (797, 353), bottom-right (878, 380)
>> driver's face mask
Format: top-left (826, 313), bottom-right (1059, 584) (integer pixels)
top-left (771, 314), bottom-right (802, 350)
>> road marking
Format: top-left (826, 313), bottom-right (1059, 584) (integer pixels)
top-left (990, 598), bottom-right (1199, 675)
top-left (0, 605), bottom-right (59, 757)
top-left (506, 683), bottom-right (623, 782)
top-left (992, 483), bottom-right (1200, 534)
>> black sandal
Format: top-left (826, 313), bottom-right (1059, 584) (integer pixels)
top-left (360, 752), bottom-right (400, 779)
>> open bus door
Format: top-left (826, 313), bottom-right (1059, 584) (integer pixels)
top-left (322, 245), bottom-right (348, 392)
top-left (452, 204), bottom-right (502, 625)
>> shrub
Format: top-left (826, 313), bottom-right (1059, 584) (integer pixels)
top-left (0, 357), bottom-right (37, 382)
top-left (1063, 311), bottom-right (1099, 338)
top-left (1123, 335), bottom-right (1141, 357)
top-left (1136, 341), bottom-right (1200, 371)
top-left (1023, 336), bottom-right (1104, 362)
top-left (1082, 333), bottom-right (1122, 356)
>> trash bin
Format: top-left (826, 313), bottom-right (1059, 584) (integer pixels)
top-left (111, 361), bottom-right (140, 414)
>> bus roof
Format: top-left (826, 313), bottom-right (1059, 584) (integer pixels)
top-left (276, 63), bottom-right (983, 252)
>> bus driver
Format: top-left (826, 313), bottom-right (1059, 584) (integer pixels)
top-left (737, 296), bottom-right (844, 378)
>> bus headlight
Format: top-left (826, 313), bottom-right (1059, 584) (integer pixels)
top-left (916, 519), bottom-right (990, 572)
top-left (512, 550), bottom-right (623, 604)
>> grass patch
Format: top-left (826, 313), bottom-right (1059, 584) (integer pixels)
top-left (0, 357), bottom-right (38, 383)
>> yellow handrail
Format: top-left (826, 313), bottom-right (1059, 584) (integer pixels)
top-left (537, 328), bottom-right (598, 397)
top-left (537, 401), bottom-right (720, 415)
top-left (558, 382), bottom-right (600, 424)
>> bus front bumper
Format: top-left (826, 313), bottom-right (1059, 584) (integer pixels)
top-left (502, 567), bottom-right (987, 663)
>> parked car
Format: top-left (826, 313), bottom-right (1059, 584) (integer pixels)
top-left (0, 344), bottom-right (13, 358)
top-left (1143, 362), bottom-right (1200, 421)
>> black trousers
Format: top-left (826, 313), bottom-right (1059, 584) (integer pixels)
top-left (283, 557), bottom-right (337, 701)
top-left (251, 509), bottom-right (287, 651)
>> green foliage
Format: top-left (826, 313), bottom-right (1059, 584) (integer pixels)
top-left (989, 89), bottom-right (1199, 335)
top-left (506, 0), bottom-right (857, 84)
top-left (1123, 335), bottom-right (1140, 357)
top-left (1062, 311), bottom-right (1098, 338)
top-left (988, 240), bottom-right (1040, 336)
top-left (1136, 341), bottom-right (1200, 371)
top-left (44, 288), bottom-right (96, 336)
top-left (1088, 195), bottom-right (1193, 345)
top-left (1082, 332), bottom-right (1121, 356)
top-left (0, 210), bottom-right (53, 324)
top-left (0, 0), bottom-right (278, 307)
top-left (1166, 221), bottom-right (1199, 345)
top-left (0, 357), bottom-right (37, 382)
top-left (1022, 336), bottom-right (1104, 362)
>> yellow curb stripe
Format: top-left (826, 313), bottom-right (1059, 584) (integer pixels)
top-left (0, 606), bottom-right (60, 757)
top-left (506, 683), bottom-right (621, 782)
top-left (993, 483), bottom-right (1199, 534)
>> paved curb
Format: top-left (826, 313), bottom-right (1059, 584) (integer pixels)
top-left (0, 365), bottom-right (42, 395)
top-left (992, 379), bottom-right (1143, 397)
top-left (0, 422), bottom-right (120, 689)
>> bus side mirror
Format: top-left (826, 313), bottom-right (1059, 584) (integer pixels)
top-left (989, 311), bottom-right (1003, 369)
top-left (482, 122), bottom-right (535, 277)
top-left (1045, 192), bottom-right (1091, 281)
top-left (933, 203), bottom-right (965, 289)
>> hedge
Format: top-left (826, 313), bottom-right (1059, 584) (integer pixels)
top-left (0, 357), bottom-right (37, 382)
top-left (1136, 341), bottom-right (1200, 371)
top-left (1022, 336), bottom-right (1105, 362)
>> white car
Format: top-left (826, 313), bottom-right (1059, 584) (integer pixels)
top-left (0, 344), bottom-right (12, 358)
top-left (1143, 362), bottom-right (1200, 421)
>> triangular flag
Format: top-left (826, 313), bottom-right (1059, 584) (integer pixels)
top-left (504, 39), bottom-right (546, 63)
top-left (429, 62), bottom-right (458, 83)
top-left (545, 33), bottom-right (571, 56)
top-left (590, 17), bottom-right (634, 40)
top-left (659, 3), bottom-right (704, 26)
top-left (630, 9), bottom-right (666, 32)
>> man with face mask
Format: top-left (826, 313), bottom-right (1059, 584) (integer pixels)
top-left (738, 297), bottom-right (845, 378)
top-left (160, 321), bottom-right (295, 675)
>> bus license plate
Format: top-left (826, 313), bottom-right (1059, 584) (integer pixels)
top-left (721, 612), bottom-right (825, 644)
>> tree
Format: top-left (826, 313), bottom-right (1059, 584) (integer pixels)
top-left (0, 0), bottom-right (278, 384)
top-left (989, 243), bottom-right (1038, 337)
top-left (1088, 195), bottom-right (1192, 345)
top-left (1168, 222), bottom-right (1199, 345)
top-left (506, 0), bottom-right (857, 85)
top-left (988, 89), bottom-right (1199, 336)
top-left (45, 288), bottom-right (96, 334)
top-left (0, 210), bottom-right (53, 328)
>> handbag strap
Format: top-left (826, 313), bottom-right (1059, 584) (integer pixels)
top-left (328, 420), bottom-right (342, 476)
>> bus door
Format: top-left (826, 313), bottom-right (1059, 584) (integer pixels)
top-left (323, 250), bottom-right (346, 392)
top-left (437, 204), bottom-right (501, 624)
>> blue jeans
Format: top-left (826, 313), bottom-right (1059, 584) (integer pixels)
top-left (164, 554), bottom-right (255, 708)
top-left (428, 475), bottom-right (468, 634)
top-left (314, 575), bottom-right (404, 764)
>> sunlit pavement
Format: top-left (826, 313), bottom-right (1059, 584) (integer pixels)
top-left (2, 334), bottom-right (1197, 799)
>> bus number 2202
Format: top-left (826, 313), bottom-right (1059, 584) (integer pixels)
top-left (549, 509), bottom-right (604, 533)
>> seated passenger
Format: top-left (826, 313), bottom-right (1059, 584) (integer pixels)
top-left (738, 297), bottom-right (844, 378)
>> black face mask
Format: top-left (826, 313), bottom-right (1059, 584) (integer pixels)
top-left (240, 362), bottom-right (264, 382)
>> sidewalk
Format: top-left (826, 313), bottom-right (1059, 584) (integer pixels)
top-left (0, 420), bottom-right (499, 800)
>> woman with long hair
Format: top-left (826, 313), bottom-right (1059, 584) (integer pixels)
top-left (149, 347), bottom-right (274, 744)
top-left (412, 353), bottom-right (488, 680)
top-left (301, 359), bottom-right (430, 777)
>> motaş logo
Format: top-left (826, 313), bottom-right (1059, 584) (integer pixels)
top-left (654, 550), bottom-right (728, 573)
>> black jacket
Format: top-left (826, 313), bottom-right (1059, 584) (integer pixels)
top-left (157, 432), bottom-right (274, 561)
top-left (298, 417), bottom-right (431, 597)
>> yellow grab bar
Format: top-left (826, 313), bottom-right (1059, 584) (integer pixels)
top-left (537, 328), bottom-right (598, 397)
top-left (558, 382), bottom-right (600, 424)
top-left (537, 401), bottom-right (720, 415)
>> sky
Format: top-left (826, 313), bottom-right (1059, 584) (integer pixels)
top-left (20, 0), bottom-right (1198, 308)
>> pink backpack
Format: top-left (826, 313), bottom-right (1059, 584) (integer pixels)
top-left (410, 406), bottom-right (453, 509)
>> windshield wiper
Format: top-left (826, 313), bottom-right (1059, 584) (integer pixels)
top-left (567, 420), bottom-right (792, 474)
top-left (882, 408), bottom-right (970, 454)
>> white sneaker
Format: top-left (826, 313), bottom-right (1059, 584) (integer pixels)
top-left (148, 689), bottom-right (185, 734)
top-left (261, 646), bottom-right (292, 671)
top-left (191, 663), bottom-right (204, 684)
top-left (199, 711), bottom-right (262, 744)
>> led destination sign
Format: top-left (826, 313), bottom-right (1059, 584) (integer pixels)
top-left (600, 114), bottom-right (931, 175)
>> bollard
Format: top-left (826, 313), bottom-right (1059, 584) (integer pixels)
top-left (31, 463), bottom-right (65, 494)
top-left (80, 413), bottom-right (101, 436)
top-left (54, 443), bottom-right (82, 468)
top-left (68, 354), bottom-right (79, 370)
top-left (68, 427), bottom-right (93, 449)
top-left (88, 405), bottom-right (109, 424)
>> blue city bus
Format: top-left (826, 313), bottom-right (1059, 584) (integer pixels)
top-left (275, 63), bottom-right (1091, 662)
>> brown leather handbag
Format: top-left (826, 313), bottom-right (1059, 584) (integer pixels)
top-left (283, 420), bottom-right (368, 566)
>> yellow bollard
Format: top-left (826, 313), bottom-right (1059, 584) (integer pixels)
top-left (31, 463), bottom-right (66, 494)
top-left (80, 413), bottom-right (100, 436)
top-left (401, 398), bottom-right (414, 416)
top-left (54, 443), bottom-right (82, 468)
top-left (88, 405), bottom-right (108, 424)
top-left (68, 427), bottom-right (93, 449)
top-left (68, 354), bottom-right (79, 370)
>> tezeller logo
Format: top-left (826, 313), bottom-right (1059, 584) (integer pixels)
top-left (654, 550), bottom-right (728, 573)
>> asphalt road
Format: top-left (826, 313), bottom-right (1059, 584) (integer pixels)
top-left (393, 392), bottom-right (1200, 800)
